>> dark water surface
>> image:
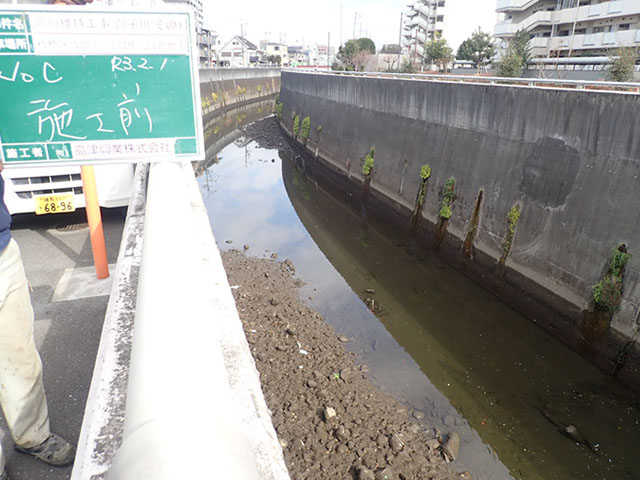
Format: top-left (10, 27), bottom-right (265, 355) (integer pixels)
top-left (197, 112), bottom-right (640, 480)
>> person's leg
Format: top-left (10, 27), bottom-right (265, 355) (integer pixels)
top-left (0, 239), bottom-right (75, 469)
top-left (0, 239), bottom-right (50, 449)
top-left (0, 441), bottom-right (5, 474)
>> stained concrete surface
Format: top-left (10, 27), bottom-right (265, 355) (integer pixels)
top-left (1, 208), bottom-right (125, 480)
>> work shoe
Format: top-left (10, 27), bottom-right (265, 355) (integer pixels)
top-left (15, 433), bottom-right (75, 467)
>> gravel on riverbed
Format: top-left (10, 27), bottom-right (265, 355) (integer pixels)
top-left (222, 250), bottom-right (468, 480)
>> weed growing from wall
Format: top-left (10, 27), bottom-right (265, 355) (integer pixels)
top-left (411, 164), bottom-right (432, 230)
top-left (362, 147), bottom-right (375, 177)
top-left (293, 114), bottom-right (300, 138)
top-left (438, 177), bottom-right (455, 219)
top-left (417, 165), bottom-right (432, 206)
top-left (502, 205), bottom-right (521, 254)
top-left (316, 125), bottom-right (323, 133)
top-left (275, 101), bottom-right (283, 121)
top-left (592, 245), bottom-right (630, 314)
top-left (301, 116), bottom-right (311, 144)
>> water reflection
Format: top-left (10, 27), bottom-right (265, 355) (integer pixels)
top-left (197, 120), bottom-right (640, 480)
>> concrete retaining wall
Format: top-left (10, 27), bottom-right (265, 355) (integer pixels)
top-left (279, 71), bottom-right (640, 388)
top-left (200, 68), bottom-right (280, 121)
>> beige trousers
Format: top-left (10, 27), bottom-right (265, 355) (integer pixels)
top-left (0, 239), bottom-right (50, 472)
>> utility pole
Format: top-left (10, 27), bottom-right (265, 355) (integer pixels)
top-left (340, 3), bottom-right (343, 47)
top-left (353, 12), bottom-right (357, 39)
top-left (240, 23), bottom-right (246, 67)
top-left (567, 0), bottom-right (581, 59)
top-left (327, 32), bottom-right (331, 70)
top-left (397, 12), bottom-right (403, 70)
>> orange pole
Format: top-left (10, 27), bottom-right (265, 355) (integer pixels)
top-left (81, 165), bottom-right (109, 279)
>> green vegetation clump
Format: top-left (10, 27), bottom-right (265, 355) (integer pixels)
top-left (502, 204), bottom-right (521, 254)
top-left (292, 114), bottom-right (300, 138)
top-left (424, 36), bottom-right (453, 72)
top-left (275, 101), bottom-right (283, 121)
top-left (456, 28), bottom-right (496, 71)
top-left (316, 125), bottom-right (323, 133)
top-left (416, 165), bottom-right (432, 207)
top-left (507, 205), bottom-right (520, 235)
top-left (497, 29), bottom-right (531, 78)
top-left (301, 116), bottom-right (311, 142)
top-left (362, 147), bottom-right (375, 177)
top-left (420, 164), bottom-right (432, 181)
top-left (592, 246), bottom-right (630, 313)
top-left (606, 48), bottom-right (638, 83)
top-left (438, 177), bottom-right (455, 219)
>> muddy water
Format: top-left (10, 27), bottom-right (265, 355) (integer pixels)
top-left (197, 117), bottom-right (640, 480)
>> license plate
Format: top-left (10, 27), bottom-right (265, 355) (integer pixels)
top-left (34, 194), bottom-right (75, 215)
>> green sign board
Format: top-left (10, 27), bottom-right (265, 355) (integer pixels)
top-left (0, 5), bottom-right (204, 167)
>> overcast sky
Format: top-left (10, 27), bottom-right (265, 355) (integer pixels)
top-left (203, 0), bottom-right (498, 51)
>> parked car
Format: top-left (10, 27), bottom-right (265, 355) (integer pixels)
top-left (3, 164), bottom-right (134, 215)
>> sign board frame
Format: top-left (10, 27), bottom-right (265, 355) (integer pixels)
top-left (0, 4), bottom-right (204, 168)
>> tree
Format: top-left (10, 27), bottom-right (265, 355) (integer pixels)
top-left (456, 28), bottom-right (496, 71)
top-left (356, 38), bottom-right (376, 55)
top-left (399, 59), bottom-right (415, 73)
top-left (266, 55), bottom-right (281, 65)
top-left (424, 37), bottom-right (453, 72)
top-left (380, 44), bottom-right (401, 54)
top-left (510, 29), bottom-right (532, 66)
top-left (497, 49), bottom-right (523, 77)
top-left (606, 48), bottom-right (638, 82)
top-left (337, 38), bottom-right (376, 71)
top-left (497, 30), bottom-right (530, 77)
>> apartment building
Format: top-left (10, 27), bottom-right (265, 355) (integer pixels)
top-left (495, 0), bottom-right (640, 58)
top-left (402, 0), bottom-right (496, 61)
top-left (163, 0), bottom-right (203, 29)
top-left (402, 0), bottom-right (446, 60)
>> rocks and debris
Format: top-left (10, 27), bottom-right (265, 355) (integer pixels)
top-left (538, 407), bottom-right (601, 455)
top-left (222, 250), bottom-right (460, 480)
top-left (442, 432), bottom-right (461, 462)
top-left (365, 297), bottom-right (383, 314)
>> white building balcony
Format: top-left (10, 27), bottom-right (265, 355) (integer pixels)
top-left (406, 15), bottom-right (429, 31)
top-left (494, 10), bottom-right (552, 37)
top-left (552, 0), bottom-right (639, 24)
top-left (548, 28), bottom-right (640, 51)
top-left (496, 0), bottom-right (539, 13)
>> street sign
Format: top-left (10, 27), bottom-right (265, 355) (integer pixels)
top-left (0, 5), bottom-right (204, 167)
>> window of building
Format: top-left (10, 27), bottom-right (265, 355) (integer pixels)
top-left (558, 30), bottom-right (570, 36)
top-left (436, 15), bottom-right (443, 22)
top-left (619, 24), bottom-right (630, 30)
top-left (593, 26), bottom-right (604, 33)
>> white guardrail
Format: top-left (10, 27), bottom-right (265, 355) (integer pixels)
top-left (73, 162), bottom-right (290, 480)
top-left (285, 68), bottom-right (640, 94)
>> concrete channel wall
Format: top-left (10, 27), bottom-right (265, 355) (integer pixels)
top-left (279, 71), bottom-right (640, 389)
top-left (200, 67), bottom-right (281, 122)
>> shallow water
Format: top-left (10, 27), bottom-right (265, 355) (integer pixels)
top-left (197, 115), bottom-right (640, 480)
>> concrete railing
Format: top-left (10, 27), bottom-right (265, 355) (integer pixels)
top-left (73, 160), bottom-right (290, 480)
top-left (106, 162), bottom-right (261, 479)
top-left (72, 67), bottom-right (288, 478)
